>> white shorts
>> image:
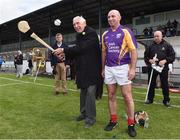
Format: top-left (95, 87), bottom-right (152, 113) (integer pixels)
top-left (104, 64), bottom-right (132, 86)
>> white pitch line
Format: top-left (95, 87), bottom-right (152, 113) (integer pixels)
top-left (102, 94), bottom-right (180, 108)
top-left (0, 76), bottom-right (79, 91)
top-left (134, 91), bottom-right (180, 99)
top-left (0, 83), bottom-right (24, 87)
top-left (0, 76), bottom-right (180, 108)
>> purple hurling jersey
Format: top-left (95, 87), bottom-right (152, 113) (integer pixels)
top-left (102, 25), bottom-right (138, 67)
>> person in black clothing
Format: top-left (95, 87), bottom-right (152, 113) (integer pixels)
top-left (28, 57), bottom-right (33, 74)
top-left (15, 50), bottom-right (23, 78)
top-left (53, 16), bottom-right (102, 128)
top-left (50, 33), bottom-right (68, 95)
top-left (144, 31), bottom-right (175, 107)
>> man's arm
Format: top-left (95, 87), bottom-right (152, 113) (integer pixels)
top-left (129, 49), bottom-right (137, 80)
top-left (159, 43), bottom-right (175, 66)
top-left (101, 49), bottom-right (106, 78)
top-left (64, 30), bottom-right (99, 55)
top-left (54, 30), bottom-right (99, 61)
top-left (124, 29), bottom-right (138, 80)
top-left (166, 43), bottom-right (176, 63)
top-left (101, 31), bottom-right (108, 78)
top-left (144, 46), bottom-right (150, 65)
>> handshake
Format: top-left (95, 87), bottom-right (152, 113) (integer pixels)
top-left (53, 48), bottom-right (65, 61)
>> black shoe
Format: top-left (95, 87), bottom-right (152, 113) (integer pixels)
top-left (54, 91), bottom-right (60, 95)
top-left (104, 121), bottom-right (118, 131)
top-left (128, 124), bottom-right (137, 137)
top-left (62, 92), bottom-right (68, 95)
top-left (76, 115), bottom-right (85, 121)
top-left (84, 122), bottom-right (95, 128)
top-left (145, 100), bottom-right (153, 104)
top-left (163, 101), bottom-right (170, 107)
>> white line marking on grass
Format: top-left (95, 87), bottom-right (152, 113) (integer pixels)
top-left (0, 77), bottom-right (32, 83)
top-left (134, 91), bottom-right (180, 99)
top-left (0, 76), bottom-right (180, 108)
top-left (0, 77), bottom-right (78, 92)
top-left (102, 94), bottom-right (180, 108)
top-left (29, 77), bottom-right (43, 80)
top-left (0, 83), bottom-right (23, 87)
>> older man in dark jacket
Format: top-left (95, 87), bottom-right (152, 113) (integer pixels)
top-left (144, 30), bottom-right (175, 107)
top-left (54, 16), bottom-right (102, 128)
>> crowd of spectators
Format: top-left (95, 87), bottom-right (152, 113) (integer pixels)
top-left (143, 27), bottom-right (153, 38)
top-left (158, 19), bottom-right (178, 37)
top-left (143, 19), bottom-right (179, 38)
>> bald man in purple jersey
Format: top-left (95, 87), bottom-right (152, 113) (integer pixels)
top-left (102, 10), bottom-right (138, 137)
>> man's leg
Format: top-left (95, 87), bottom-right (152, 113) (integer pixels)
top-left (147, 68), bottom-right (158, 103)
top-left (85, 85), bottom-right (97, 127)
top-left (76, 88), bottom-right (86, 121)
top-left (121, 84), bottom-right (136, 137)
top-left (107, 84), bottom-right (117, 121)
top-left (60, 63), bottom-right (67, 94)
top-left (16, 65), bottom-right (20, 77)
top-left (121, 84), bottom-right (134, 124)
top-left (104, 84), bottom-right (118, 131)
top-left (19, 65), bottom-right (23, 77)
top-left (160, 70), bottom-right (170, 106)
top-left (54, 64), bottom-right (61, 94)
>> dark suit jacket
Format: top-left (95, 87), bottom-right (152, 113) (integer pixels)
top-left (64, 26), bottom-right (102, 91)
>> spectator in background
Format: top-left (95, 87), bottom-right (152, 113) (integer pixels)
top-left (28, 57), bottom-right (33, 74)
top-left (172, 19), bottom-right (178, 29)
top-left (166, 20), bottom-right (171, 27)
top-left (14, 54), bottom-right (17, 71)
top-left (15, 50), bottom-right (23, 78)
top-left (50, 33), bottom-right (68, 95)
top-left (166, 28), bottom-right (171, 37)
top-left (143, 27), bottom-right (149, 38)
top-left (149, 27), bottom-right (153, 37)
top-left (0, 56), bottom-right (4, 70)
top-left (144, 31), bottom-right (175, 107)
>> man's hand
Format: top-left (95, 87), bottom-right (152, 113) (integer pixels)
top-left (53, 48), bottom-right (63, 55)
top-left (149, 54), bottom-right (158, 64)
top-left (58, 53), bottom-right (65, 61)
top-left (149, 59), bottom-right (156, 64)
top-left (101, 69), bottom-right (105, 78)
top-left (128, 68), bottom-right (136, 80)
top-left (53, 48), bottom-right (65, 61)
top-left (159, 59), bottom-right (166, 67)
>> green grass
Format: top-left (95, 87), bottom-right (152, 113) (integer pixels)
top-left (0, 73), bottom-right (180, 139)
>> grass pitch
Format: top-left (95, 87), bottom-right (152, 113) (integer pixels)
top-left (0, 73), bottom-right (180, 139)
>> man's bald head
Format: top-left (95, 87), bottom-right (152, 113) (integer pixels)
top-left (107, 9), bottom-right (121, 30)
top-left (108, 10), bottom-right (121, 20)
top-left (154, 31), bottom-right (163, 44)
top-left (154, 31), bottom-right (163, 37)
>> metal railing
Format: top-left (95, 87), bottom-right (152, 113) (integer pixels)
top-left (135, 66), bottom-right (180, 84)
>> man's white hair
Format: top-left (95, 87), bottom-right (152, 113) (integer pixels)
top-left (73, 16), bottom-right (86, 23)
top-left (18, 50), bottom-right (22, 54)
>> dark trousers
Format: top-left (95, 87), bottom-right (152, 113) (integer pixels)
top-left (80, 85), bottom-right (97, 123)
top-left (147, 67), bottom-right (170, 103)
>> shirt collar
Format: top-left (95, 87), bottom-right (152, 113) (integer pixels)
top-left (57, 42), bottom-right (62, 47)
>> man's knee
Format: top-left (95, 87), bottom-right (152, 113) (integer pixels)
top-left (123, 92), bottom-right (133, 103)
top-left (108, 92), bottom-right (116, 102)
